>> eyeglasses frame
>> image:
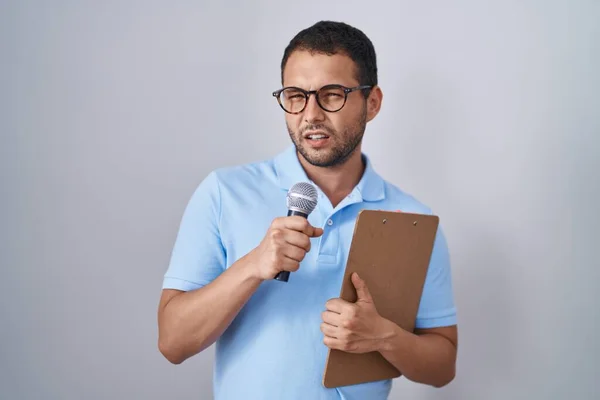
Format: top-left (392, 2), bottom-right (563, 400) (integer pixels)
top-left (272, 84), bottom-right (373, 114)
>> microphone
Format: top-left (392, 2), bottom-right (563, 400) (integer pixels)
top-left (274, 182), bottom-right (319, 282)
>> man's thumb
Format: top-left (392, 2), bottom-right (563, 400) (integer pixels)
top-left (352, 272), bottom-right (373, 302)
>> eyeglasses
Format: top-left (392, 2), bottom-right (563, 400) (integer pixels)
top-left (272, 84), bottom-right (372, 114)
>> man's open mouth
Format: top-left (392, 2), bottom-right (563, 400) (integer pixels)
top-left (304, 131), bottom-right (330, 140)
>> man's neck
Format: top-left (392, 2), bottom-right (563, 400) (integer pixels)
top-left (298, 150), bottom-right (365, 208)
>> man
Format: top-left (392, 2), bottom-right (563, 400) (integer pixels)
top-left (158, 20), bottom-right (458, 399)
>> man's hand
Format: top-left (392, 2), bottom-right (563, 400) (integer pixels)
top-left (321, 272), bottom-right (394, 353)
top-left (249, 216), bottom-right (324, 281)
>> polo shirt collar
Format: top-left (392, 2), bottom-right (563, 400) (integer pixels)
top-left (273, 145), bottom-right (385, 202)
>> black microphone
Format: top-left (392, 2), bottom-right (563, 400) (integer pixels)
top-left (274, 182), bottom-right (319, 282)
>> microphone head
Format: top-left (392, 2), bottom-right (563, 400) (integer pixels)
top-left (286, 182), bottom-right (318, 215)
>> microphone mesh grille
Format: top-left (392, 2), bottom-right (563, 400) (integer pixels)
top-left (286, 182), bottom-right (318, 214)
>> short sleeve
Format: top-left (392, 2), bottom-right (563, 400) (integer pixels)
top-left (415, 225), bottom-right (457, 329)
top-left (162, 171), bottom-right (226, 292)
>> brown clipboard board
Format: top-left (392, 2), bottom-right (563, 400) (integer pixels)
top-left (322, 209), bottom-right (439, 388)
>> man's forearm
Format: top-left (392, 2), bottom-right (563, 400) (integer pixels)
top-left (378, 321), bottom-right (457, 387)
top-left (158, 253), bottom-right (262, 364)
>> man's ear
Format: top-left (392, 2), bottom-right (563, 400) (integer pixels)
top-left (366, 86), bottom-right (383, 122)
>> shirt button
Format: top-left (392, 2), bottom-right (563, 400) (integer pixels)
top-left (327, 219), bottom-right (333, 226)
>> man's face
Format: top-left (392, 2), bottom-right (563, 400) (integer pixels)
top-left (281, 50), bottom-right (371, 168)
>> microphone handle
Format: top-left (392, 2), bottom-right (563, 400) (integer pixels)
top-left (274, 209), bottom-right (309, 282)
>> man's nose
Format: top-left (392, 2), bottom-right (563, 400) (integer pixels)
top-left (303, 94), bottom-right (325, 123)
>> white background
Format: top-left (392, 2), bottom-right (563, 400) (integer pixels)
top-left (1, 1), bottom-right (597, 399)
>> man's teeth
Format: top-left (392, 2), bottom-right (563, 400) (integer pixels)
top-left (308, 135), bottom-right (328, 139)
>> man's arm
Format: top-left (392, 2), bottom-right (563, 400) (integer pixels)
top-left (158, 253), bottom-right (262, 364)
top-left (378, 323), bottom-right (458, 387)
top-left (159, 217), bottom-right (323, 364)
top-left (321, 273), bottom-right (457, 388)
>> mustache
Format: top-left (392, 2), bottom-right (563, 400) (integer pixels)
top-left (299, 124), bottom-right (335, 135)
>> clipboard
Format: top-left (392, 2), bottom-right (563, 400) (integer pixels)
top-left (322, 209), bottom-right (439, 388)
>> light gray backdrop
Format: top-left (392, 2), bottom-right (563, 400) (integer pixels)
top-left (1, 0), bottom-right (597, 399)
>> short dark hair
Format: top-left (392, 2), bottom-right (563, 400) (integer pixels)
top-left (280, 21), bottom-right (377, 95)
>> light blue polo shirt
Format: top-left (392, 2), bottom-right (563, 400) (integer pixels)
top-left (162, 145), bottom-right (457, 400)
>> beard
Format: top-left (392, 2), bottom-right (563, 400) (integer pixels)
top-left (287, 108), bottom-right (367, 168)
